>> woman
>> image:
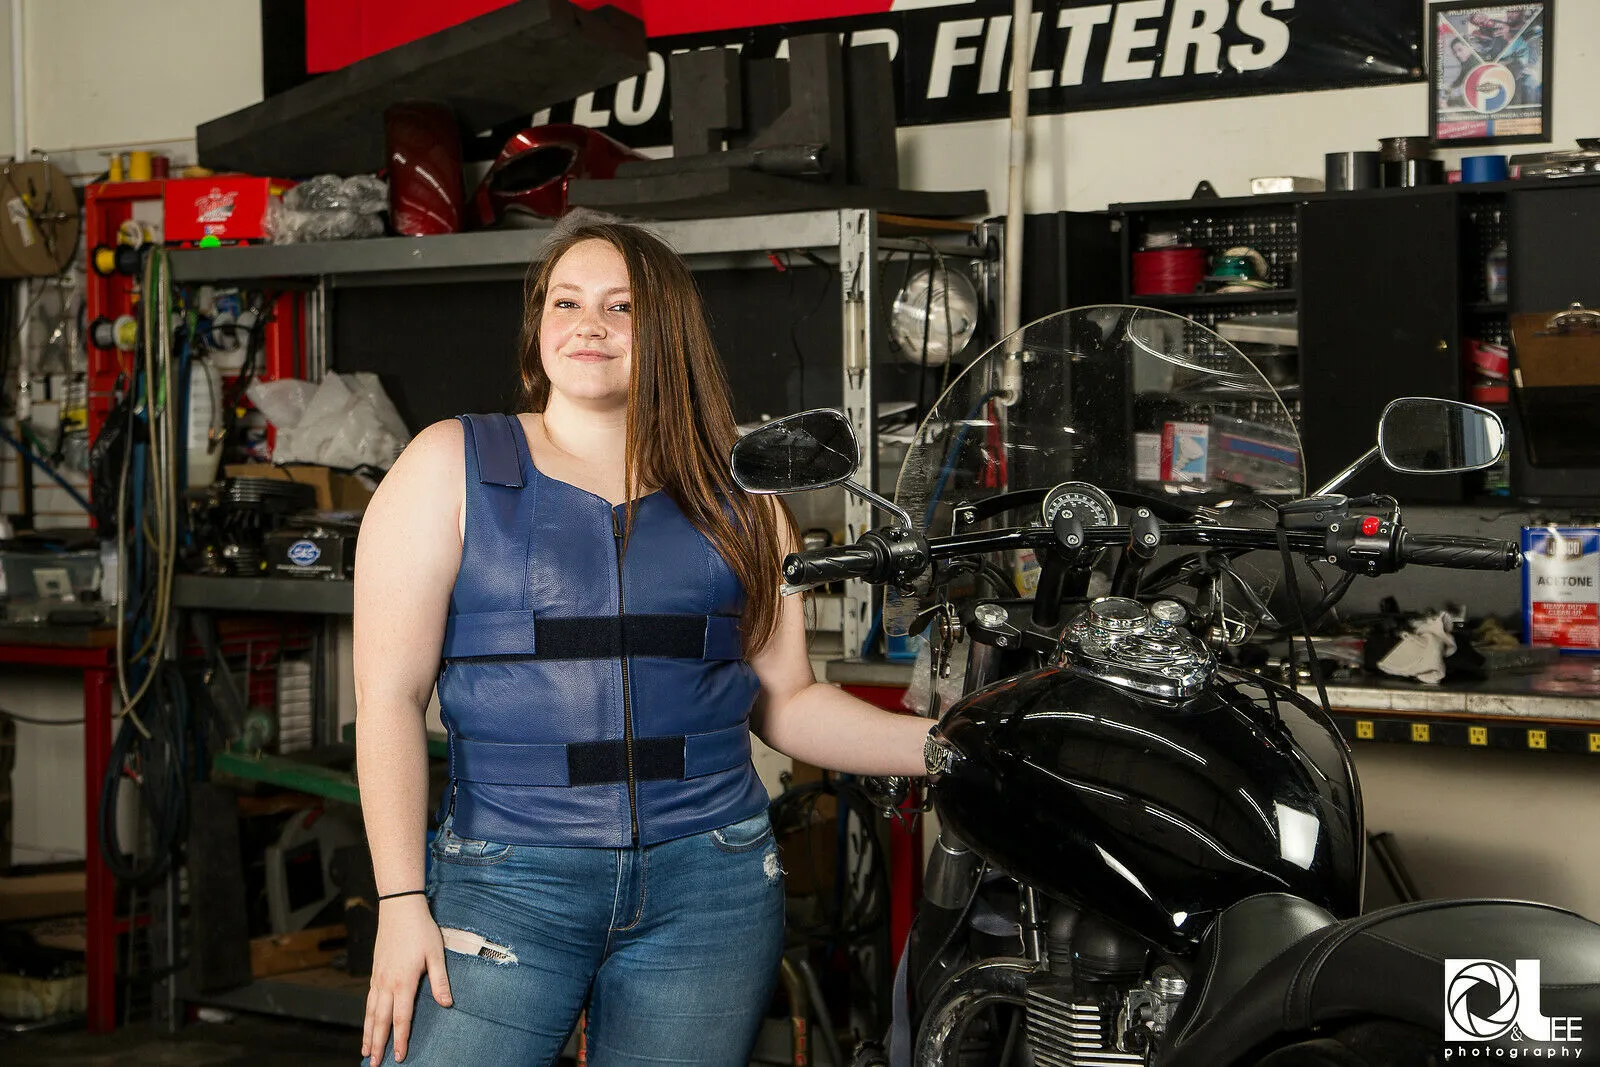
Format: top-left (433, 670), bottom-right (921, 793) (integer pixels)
top-left (354, 213), bottom-right (934, 1066)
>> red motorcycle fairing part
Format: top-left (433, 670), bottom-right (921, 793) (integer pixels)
top-left (470, 124), bottom-right (647, 224)
top-left (386, 100), bottom-right (466, 236)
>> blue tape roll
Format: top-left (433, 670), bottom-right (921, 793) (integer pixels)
top-left (1462, 155), bottom-right (1509, 183)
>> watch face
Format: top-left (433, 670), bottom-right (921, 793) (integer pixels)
top-left (1041, 482), bottom-right (1118, 528)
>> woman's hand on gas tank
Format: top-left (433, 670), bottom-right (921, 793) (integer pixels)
top-left (363, 897), bottom-right (452, 1064)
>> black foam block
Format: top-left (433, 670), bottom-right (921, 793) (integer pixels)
top-left (198, 0), bottom-right (647, 178)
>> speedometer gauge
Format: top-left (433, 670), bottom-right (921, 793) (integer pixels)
top-left (1041, 482), bottom-right (1118, 527)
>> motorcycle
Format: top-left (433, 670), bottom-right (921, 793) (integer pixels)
top-left (731, 306), bottom-right (1600, 1067)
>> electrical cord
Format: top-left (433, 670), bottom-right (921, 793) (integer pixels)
top-left (781, 251), bottom-right (833, 410)
top-left (98, 661), bottom-right (192, 886)
top-left (1277, 527), bottom-right (1333, 713)
top-left (115, 247), bottom-right (181, 733)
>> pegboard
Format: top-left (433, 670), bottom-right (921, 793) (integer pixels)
top-left (1169, 304), bottom-right (1302, 434)
top-left (1133, 207), bottom-right (1299, 290)
top-left (1460, 194), bottom-right (1510, 306)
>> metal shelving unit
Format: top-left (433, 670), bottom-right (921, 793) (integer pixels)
top-left (170, 208), bottom-right (984, 659)
top-left (170, 212), bottom-right (845, 285)
top-left (173, 575), bottom-right (353, 614)
top-left (168, 207), bottom-right (979, 659)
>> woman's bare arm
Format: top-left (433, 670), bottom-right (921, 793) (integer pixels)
top-left (745, 524), bottom-right (932, 778)
top-left (353, 419), bottom-right (465, 1062)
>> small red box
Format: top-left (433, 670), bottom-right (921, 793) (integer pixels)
top-left (162, 176), bottom-right (295, 244)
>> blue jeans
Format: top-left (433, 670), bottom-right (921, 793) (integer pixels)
top-left (368, 810), bottom-right (786, 1066)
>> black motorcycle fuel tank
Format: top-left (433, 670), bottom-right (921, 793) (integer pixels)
top-left (928, 665), bottom-right (1363, 956)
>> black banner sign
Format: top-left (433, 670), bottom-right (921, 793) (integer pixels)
top-left (531, 0), bottom-right (1424, 150)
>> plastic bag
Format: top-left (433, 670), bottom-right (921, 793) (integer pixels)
top-left (247, 372), bottom-right (410, 470)
top-left (265, 175), bottom-right (388, 244)
top-left (245, 378), bottom-right (318, 430)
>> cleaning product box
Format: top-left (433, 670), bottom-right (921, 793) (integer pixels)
top-left (1521, 526), bottom-right (1600, 653)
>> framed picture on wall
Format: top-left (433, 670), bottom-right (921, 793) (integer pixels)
top-left (1431, 1), bottom-right (1552, 147)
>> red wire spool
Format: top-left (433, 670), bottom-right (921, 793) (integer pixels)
top-left (1132, 248), bottom-right (1207, 295)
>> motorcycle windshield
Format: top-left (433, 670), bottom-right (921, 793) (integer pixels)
top-left (888, 305), bottom-right (1303, 634)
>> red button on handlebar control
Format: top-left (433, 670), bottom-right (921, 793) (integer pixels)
top-left (1361, 515), bottom-right (1381, 536)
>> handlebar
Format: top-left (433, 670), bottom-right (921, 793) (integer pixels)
top-left (1399, 533), bottom-right (1522, 571)
top-left (780, 520), bottom-right (1522, 587)
top-left (784, 544), bottom-right (887, 586)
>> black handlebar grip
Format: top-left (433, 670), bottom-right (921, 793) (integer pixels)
top-left (1400, 533), bottom-right (1522, 571)
top-left (783, 544), bottom-right (886, 585)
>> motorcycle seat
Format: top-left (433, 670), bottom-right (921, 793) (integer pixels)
top-left (1161, 894), bottom-right (1600, 1067)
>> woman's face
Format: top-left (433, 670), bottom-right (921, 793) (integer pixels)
top-left (538, 238), bottom-right (634, 411)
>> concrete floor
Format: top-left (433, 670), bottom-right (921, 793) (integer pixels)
top-left (0, 1012), bottom-right (813, 1066)
top-left (0, 1014), bottom-right (358, 1066)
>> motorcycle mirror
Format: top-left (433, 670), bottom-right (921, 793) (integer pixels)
top-left (731, 408), bottom-right (860, 493)
top-left (1377, 398), bottom-right (1506, 474)
top-left (1313, 397), bottom-right (1506, 496)
top-left (731, 408), bottom-right (915, 529)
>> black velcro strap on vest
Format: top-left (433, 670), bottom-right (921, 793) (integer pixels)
top-left (451, 723), bottom-right (749, 787)
top-left (542, 615), bottom-right (704, 659)
top-left (535, 615), bottom-right (714, 659)
top-left (443, 612), bottom-right (743, 661)
top-left (567, 736), bottom-right (686, 786)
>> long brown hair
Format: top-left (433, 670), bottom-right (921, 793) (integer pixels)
top-left (517, 218), bottom-right (798, 656)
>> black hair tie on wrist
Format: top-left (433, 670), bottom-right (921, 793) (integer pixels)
top-left (377, 889), bottom-right (428, 902)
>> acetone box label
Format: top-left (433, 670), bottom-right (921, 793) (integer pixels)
top-left (1522, 526), bottom-right (1600, 653)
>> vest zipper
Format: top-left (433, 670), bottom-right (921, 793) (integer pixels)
top-left (612, 508), bottom-right (640, 845)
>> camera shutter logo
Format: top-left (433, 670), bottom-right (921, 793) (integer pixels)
top-left (1446, 960), bottom-right (1519, 1040)
top-left (1445, 958), bottom-right (1584, 1044)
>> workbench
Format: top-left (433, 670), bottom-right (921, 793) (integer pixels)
top-left (825, 654), bottom-right (1600, 751)
top-left (0, 625), bottom-right (118, 1034)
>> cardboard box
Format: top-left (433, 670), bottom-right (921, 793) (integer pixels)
top-left (1522, 526), bottom-right (1600, 653)
top-left (224, 464), bottom-right (374, 513)
top-left (1161, 421), bottom-right (1210, 482)
top-left (163, 176), bottom-right (294, 244)
top-left (0, 870), bottom-right (86, 922)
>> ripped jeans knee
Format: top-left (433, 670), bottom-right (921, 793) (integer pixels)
top-left (440, 927), bottom-right (518, 965)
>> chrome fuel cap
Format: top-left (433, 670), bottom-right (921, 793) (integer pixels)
top-left (1150, 600), bottom-right (1188, 626)
top-left (1088, 596), bottom-right (1148, 634)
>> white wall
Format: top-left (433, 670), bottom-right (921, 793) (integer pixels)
top-left (898, 1), bottom-right (1598, 213)
top-left (19, 0), bottom-right (261, 167)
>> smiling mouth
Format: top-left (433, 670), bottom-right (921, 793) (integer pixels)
top-left (567, 350), bottom-right (614, 362)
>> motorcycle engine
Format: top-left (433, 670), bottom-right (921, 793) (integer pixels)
top-left (1025, 911), bottom-right (1189, 1066)
top-left (1021, 972), bottom-right (1188, 1065)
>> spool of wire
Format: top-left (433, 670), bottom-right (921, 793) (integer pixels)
top-left (91, 243), bottom-right (143, 276)
top-left (89, 316), bottom-right (117, 350)
top-left (112, 314), bottom-right (139, 352)
top-left (1132, 248), bottom-right (1206, 295)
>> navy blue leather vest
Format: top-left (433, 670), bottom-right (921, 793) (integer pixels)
top-left (436, 413), bottom-right (768, 848)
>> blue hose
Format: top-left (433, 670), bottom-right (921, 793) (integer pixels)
top-left (0, 426), bottom-right (93, 513)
